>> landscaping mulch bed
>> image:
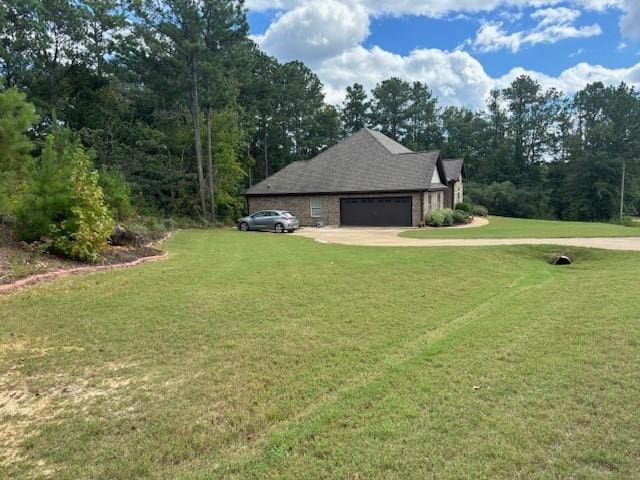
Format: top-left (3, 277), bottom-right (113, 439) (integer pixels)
top-left (0, 223), bottom-right (165, 287)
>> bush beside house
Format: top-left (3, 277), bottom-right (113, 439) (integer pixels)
top-left (425, 204), bottom-right (488, 228)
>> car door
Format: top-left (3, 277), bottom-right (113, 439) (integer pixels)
top-left (262, 211), bottom-right (277, 230)
top-left (251, 211), bottom-right (267, 230)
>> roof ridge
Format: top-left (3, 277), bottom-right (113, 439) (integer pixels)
top-left (362, 128), bottom-right (413, 154)
top-left (398, 150), bottom-right (440, 156)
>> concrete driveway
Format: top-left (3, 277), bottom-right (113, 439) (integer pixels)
top-left (293, 226), bottom-right (640, 251)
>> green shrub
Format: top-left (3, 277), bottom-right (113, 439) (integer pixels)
top-left (16, 135), bottom-right (114, 262)
top-left (452, 209), bottom-right (470, 224)
top-left (121, 215), bottom-right (206, 243)
top-left (472, 204), bottom-right (489, 217)
top-left (425, 209), bottom-right (447, 227)
top-left (426, 208), bottom-right (464, 227)
top-left (465, 181), bottom-right (545, 218)
top-left (98, 168), bottom-right (133, 221)
top-left (455, 202), bottom-right (473, 214)
top-left (124, 215), bottom-right (167, 242)
top-left (441, 208), bottom-right (455, 226)
top-left (621, 216), bottom-right (640, 228)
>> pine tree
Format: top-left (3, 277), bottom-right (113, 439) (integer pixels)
top-left (341, 83), bottom-right (370, 135)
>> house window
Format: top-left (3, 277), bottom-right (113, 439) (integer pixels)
top-left (310, 197), bottom-right (321, 217)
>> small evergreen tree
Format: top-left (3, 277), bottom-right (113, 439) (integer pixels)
top-left (0, 88), bottom-right (36, 215)
top-left (15, 136), bottom-right (74, 241)
top-left (16, 134), bottom-right (114, 262)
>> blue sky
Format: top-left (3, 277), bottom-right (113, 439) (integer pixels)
top-left (247, 1), bottom-right (640, 109)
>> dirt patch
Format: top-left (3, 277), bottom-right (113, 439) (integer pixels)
top-left (0, 224), bottom-right (85, 285)
top-left (0, 354), bottom-right (144, 473)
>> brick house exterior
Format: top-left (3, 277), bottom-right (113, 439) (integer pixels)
top-left (245, 129), bottom-right (463, 227)
top-left (442, 159), bottom-right (466, 209)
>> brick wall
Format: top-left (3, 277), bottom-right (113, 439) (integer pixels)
top-left (424, 191), bottom-right (445, 216)
top-left (444, 180), bottom-right (464, 209)
top-left (248, 192), bottom-right (424, 227)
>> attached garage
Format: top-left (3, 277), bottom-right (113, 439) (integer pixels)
top-left (340, 196), bottom-right (413, 227)
top-left (245, 128), bottom-right (463, 227)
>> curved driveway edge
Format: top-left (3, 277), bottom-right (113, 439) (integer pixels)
top-left (293, 228), bottom-right (640, 251)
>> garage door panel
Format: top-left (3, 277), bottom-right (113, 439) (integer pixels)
top-left (340, 196), bottom-right (412, 226)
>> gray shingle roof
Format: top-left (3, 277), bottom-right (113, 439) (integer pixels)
top-left (365, 128), bottom-right (413, 154)
top-left (246, 128), bottom-right (445, 196)
top-left (442, 158), bottom-right (464, 182)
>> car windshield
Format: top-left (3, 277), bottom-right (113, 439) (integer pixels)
top-left (281, 212), bottom-right (294, 218)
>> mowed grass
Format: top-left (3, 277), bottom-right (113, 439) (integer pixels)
top-left (401, 215), bottom-right (640, 239)
top-left (1, 230), bottom-right (640, 479)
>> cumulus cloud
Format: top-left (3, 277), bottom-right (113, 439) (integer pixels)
top-left (317, 46), bottom-right (494, 108)
top-left (246, 0), bottom-right (624, 16)
top-left (317, 46), bottom-right (640, 109)
top-left (620, 0), bottom-right (640, 40)
top-left (494, 62), bottom-right (640, 93)
top-left (469, 7), bottom-right (602, 53)
top-left (253, 0), bottom-right (370, 64)
top-left (250, 0), bottom-right (640, 109)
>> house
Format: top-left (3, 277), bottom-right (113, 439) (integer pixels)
top-left (245, 128), bottom-right (465, 227)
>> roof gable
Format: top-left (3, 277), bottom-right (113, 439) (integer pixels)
top-left (442, 158), bottom-right (465, 182)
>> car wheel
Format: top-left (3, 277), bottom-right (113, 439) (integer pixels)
top-left (274, 223), bottom-right (285, 234)
top-left (239, 222), bottom-right (249, 232)
top-left (287, 229), bottom-right (295, 233)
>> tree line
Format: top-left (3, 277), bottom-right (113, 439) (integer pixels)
top-left (341, 76), bottom-right (640, 221)
top-left (1, 0), bottom-right (639, 244)
top-left (0, 0), bottom-right (340, 226)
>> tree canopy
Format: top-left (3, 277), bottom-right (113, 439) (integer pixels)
top-left (1, 1), bottom-right (638, 224)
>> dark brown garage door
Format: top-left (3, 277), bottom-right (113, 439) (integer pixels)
top-left (340, 197), bottom-right (412, 226)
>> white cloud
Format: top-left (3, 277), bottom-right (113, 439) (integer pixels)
top-left (620, 0), bottom-right (640, 40)
top-left (471, 22), bottom-right (524, 52)
top-left (493, 62), bottom-right (640, 94)
top-left (246, 0), bottom-right (624, 16)
top-left (569, 47), bottom-right (584, 57)
top-left (531, 6), bottom-right (580, 26)
top-left (498, 9), bottom-right (525, 22)
top-left (317, 46), bottom-right (640, 109)
top-left (253, 0), bottom-right (369, 64)
top-left (317, 46), bottom-right (494, 108)
top-left (469, 7), bottom-right (602, 53)
top-left (250, 0), bottom-right (640, 110)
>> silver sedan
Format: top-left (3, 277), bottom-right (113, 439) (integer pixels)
top-left (237, 210), bottom-right (300, 233)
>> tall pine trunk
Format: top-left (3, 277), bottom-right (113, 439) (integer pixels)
top-left (206, 105), bottom-right (216, 224)
top-left (189, 57), bottom-right (206, 218)
top-left (620, 158), bottom-right (626, 222)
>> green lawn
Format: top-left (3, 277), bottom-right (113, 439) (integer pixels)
top-left (2, 230), bottom-right (640, 479)
top-left (401, 215), bottom-right (640, 239)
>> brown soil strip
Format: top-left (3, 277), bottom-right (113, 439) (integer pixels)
top-left (0, 250), bottom-right (168, 295)
top-left (0, 232), bottom-right (173, 295)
